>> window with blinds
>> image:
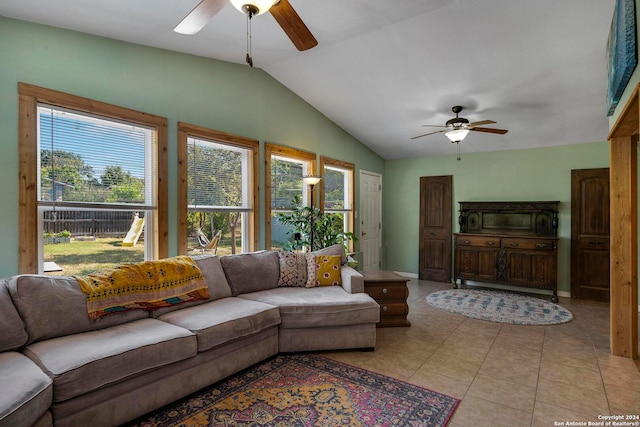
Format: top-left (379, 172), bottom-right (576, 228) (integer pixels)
top-left (270, 155), bottom-right (308, 210)
top-left (321, 158), bottom-right (355, 251)
top-left (37, 104), bottom-right (157, 274)
top-left (186, 137), bottom-right (254, 255)
top-left (37, 105), bottom-right (155, 209)
top-left (323, 165), bottom-right (351, 212)
top-left (187, 137), bottom-right (252, 212)
top-left (269, 154), bottom-right (313, 250)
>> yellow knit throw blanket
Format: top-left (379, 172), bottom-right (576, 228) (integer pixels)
top-left (76, 256), bottom-right (209, 320)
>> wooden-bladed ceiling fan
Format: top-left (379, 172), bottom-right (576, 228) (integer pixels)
top-left (411, 106), bottom-right (508, 141)
top-left (174, 0), bottom-right (318, 52)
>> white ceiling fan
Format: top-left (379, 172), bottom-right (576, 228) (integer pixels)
top-left (174, 0), bottom-right (318, 55)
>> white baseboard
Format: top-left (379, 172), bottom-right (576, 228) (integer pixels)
top-left (456, 280), bottom-right (571, 299)
top-left (394, 271), bottom-right (418, 279)
top-left (394, 273), bottom-right (639, 311)
top-left (396, 273), bottom-right (571, 298)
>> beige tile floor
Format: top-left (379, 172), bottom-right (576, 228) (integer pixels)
top-left (321, 279), bottom-right (640, 427)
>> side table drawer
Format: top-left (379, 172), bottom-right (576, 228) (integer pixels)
top-left (378, 302), bottom-right (408, 317)
top-left (366, 284), bottom-right (408, 300)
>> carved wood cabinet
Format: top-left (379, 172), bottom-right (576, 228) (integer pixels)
top-left (453, 201), bottom-right (559, 302)
top-left (363, 271), bottom-right (411, 327)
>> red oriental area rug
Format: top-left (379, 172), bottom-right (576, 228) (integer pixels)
top-left (127, 354), bottom-right (459, 427)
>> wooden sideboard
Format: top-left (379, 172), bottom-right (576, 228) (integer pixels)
top-left (453, 201), bottom-right (559, 302)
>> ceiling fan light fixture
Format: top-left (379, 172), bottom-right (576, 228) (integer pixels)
top-left (445, 128), bottom-right (469, 143)
top-left (230, 0), bottom-right (277, 15)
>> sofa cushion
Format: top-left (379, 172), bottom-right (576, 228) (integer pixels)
top-left (0, 280), bottom-right (28, 351)
top-left (276, 251), bottom-right (307, 287)
top-left (304, 253), bottom-right (317, 287)
top-left (23, 318), bottom-right (196, 402)
top-left (304, 254), bottom-right (343, 287)
top-left (313, 244), bottom-right (347, 265)
top-left (238, 286), bottom-right (379, 328)
top-left (316, 255), bottom-right (342, 286)
top-left (158, 297), bottom-right (281, 352)
top-left (192, 255), bottom-right (232, 299)
top-left (8, 275), bottom-right (149, 345)
top-left (220, 251), bottom-right (280, 296)
top-left (0, 352), bottom-right (52, 427)
top-left (151, 255), bottom-right (233, 318)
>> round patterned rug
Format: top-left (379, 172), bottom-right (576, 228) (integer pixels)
top-left (426, 289), bottom-right (573, 325)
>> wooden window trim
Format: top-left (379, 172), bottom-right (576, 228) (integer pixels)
top-left (320, 156), bottom-right (355, 252)
top-left (17, 83), bottom-right (168, 273)
top-left (177, 122), bottom-right (259, 254)
top-left (319, 156), bottom-right (355, 213)
top-left (265, 143), bottom-right (316, 249)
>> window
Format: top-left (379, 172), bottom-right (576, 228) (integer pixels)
top-left (178, 123), bottom-right (258, 256)
top-left (18, 83), bottom-right (168, 274)
top-left (320, 157), bottom-right (355, 252)
top-left (265, 144), bottom-right (316, 249)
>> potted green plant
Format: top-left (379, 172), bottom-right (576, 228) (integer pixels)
top-left (57, 230), bottom-right (71, 244)
top-left (276, 195), bottom-right (357, 252)
top-left (43, 230), bottom-right (71, 244)
top-left (43, 231), bottom-right (55, 245)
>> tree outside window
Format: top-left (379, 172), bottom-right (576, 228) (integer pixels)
top-left (186, 138), bottom-right (253, 255)
top-left (321, 157), bottom-right (355, 253)
top-left (177, 123), bottom-right (258, 256)
top-left (265, 144), bottom-right (316, 250)
top-left (18, 83), bottom-right (168, 276)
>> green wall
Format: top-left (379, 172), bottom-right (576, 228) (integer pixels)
top-left (0, 17), bottom-right (384, 277)
top-left (0, 16), bottom-right (615, 289)
top-left (383, 142), bottom-right (610, 295)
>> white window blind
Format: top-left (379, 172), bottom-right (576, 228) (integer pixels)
top-left (187, 137), bottom-right (252, 212)
top-left (271, 155), bottom-right (309, 210)
top-left (323, 165), bottom-right (352, 212)
top-left (37, 104), bottom-right (155, 210)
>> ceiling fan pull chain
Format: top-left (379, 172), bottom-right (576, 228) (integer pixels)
top-left (245, 10), bottom-right (254, 67)
top-left (456, 141), bottom-right (461, 161)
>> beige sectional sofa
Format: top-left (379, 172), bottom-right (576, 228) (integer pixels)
top-left (0, 247), bottom-right (379, 427)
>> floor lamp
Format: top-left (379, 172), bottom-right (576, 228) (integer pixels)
top-left (302, 175), bottom-right (322, 251)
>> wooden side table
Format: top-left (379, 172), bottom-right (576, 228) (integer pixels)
top-left (363, 270), bottom-right (411, 327)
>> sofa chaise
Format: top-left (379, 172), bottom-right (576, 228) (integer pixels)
top-left (0, 246), bottom-right (380, 427)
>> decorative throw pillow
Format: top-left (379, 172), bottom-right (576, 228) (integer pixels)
top-left (304, 253), bottom-right (317, 288)
top-left (312, 244), bottom-right (348, 265)
top-left (315, 255), bottom-right (342, 286)
top-left (277, 250), bottom-right (307, 287)
top-left (304, 254), bottom-right (342, 287)
top-left (220, 251), bottom-right (280, 296)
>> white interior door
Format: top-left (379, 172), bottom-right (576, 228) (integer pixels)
top-left (360, 170), bottom-right (382, 272)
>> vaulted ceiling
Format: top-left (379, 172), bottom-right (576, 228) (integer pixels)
top-left (0, 0), bottom-right (616, 159)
